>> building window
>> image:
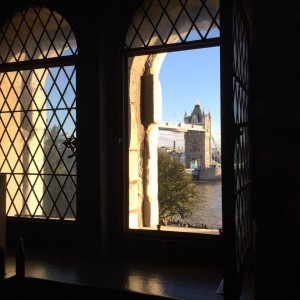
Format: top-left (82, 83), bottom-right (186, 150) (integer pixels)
top-left (124, 0), bottom-right (221, 231)
top-left (123, 0), bottom-right (252, 296)
top-left (0, 7), bottom-right (77, 220)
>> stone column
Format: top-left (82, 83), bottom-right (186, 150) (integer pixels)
top-left (141, 64), bottom-right (162, 227)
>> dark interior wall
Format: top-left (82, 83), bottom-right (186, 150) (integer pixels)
top-left (250, 1), bottom-right (300, 299)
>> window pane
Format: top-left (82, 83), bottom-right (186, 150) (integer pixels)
top-left (158, 48), bottom-right (221, 232)
top-left (0, 7), bottom-right (77, 63)
top-left (127, 47), bottom-right (221, 233)
top-left (125, 0), bottom-right (220, 49)
top-left (0, 8), bottom-right (77, 220)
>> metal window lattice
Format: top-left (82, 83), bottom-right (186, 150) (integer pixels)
top-left (0, 7), bottom-right (77, 63)
top-left (0, 7), bottom-right (77, 220)
top-left (232, 1), bottom-right (251, 272)
top-left (125, 0), bottom-right (220, 50)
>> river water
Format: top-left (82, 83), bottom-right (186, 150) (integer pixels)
top-left (183, 180), bottom-right (222, 230)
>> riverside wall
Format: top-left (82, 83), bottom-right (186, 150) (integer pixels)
top-left (199, 166), bottom-right (221, 181)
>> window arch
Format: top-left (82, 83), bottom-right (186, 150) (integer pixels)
top-left (125, 0), bottom-right (220, 49)
top-left (0, 7), bottom-right (77, 220)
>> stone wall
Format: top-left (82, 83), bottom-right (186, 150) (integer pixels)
top-left (199, 166), bottom-right (221, 181)
top-left (128, 54), bottom-right (165, 228)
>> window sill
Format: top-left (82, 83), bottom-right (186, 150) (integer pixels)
top-left (136, 225), bottom-right (220, 235)
top-left (3, 250), bottom-right (254, 299)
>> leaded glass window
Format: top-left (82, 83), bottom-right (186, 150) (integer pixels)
top-left (124, 0), bottom-right (220, 230)
top-left (0, 7), bottom-right (77, 220)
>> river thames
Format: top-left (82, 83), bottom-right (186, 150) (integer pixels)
top-left (183, 180), bottom-right (222, 230)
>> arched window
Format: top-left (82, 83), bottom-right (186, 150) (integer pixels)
top-left (125, 0), bottom-right (220, 229)
top-left (124, 0), bottom-right (252, 298)
top-left (0, 7), bottom-right (77, 220)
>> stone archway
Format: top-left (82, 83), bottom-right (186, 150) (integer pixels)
top-left (128, 53), bottom-right (166, 228)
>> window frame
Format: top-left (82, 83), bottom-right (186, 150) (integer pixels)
top-left (120, 0), bottom-right (224, 266)
top-left (0, 5), bottom-right (82, 253)
top-left (0, 6), bottom-right (78, 221)
top-left (120, 1), bottom-right (253, 294)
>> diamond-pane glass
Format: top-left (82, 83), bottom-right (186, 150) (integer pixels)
top-left (125, 0), bottom-right (220, 50)
top-left (0, 7), bottom-right (77, 63)
top-left (232, 1), bottom-right (251, 272)
top-left (0, 8), bottom-right (77, 220)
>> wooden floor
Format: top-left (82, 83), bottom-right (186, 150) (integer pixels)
top-left (3, 251), bottom-right (254, 299)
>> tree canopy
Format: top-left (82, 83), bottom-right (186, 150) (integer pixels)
top-left (157, 149), bottom-right (199, 223)
top-left (43, 125), bottom-right (76, 219)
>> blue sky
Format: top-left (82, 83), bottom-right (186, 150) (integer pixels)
top-left (158, 46), bottom-right (220, 147)
top-left (45, 66), bottom-right (76, 137)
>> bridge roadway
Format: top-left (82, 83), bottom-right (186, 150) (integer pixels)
top-left (158, 121), bottom-right (205, 132)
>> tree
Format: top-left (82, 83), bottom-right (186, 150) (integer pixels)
top-left (158, 149), bottom-right (199, 224)
top-left (43, 125), bottom-right (76, 219)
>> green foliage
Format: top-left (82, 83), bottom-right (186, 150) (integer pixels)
top-left (158, 149), bottom-right (199, 223)
top-left (43, 125), bottom-right (76, 219)
top-left (44, 125), bottom-right (68, 174)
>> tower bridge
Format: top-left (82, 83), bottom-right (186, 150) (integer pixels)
top-left (158, 121), bottom-right (205, 132)
top-left (158, 103), bottom-right (221, 180)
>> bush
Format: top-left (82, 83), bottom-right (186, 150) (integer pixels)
top-left (158, 149), bottom-right (199, 224)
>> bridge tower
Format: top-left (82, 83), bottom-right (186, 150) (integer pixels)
top-left (184, 101), bottom-right (212, 168)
